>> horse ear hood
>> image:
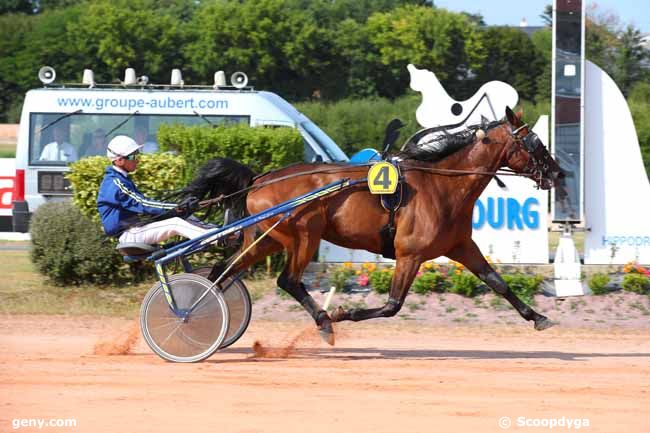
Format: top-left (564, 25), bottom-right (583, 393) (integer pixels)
top-left (505, 106), bottom-right (516, 125)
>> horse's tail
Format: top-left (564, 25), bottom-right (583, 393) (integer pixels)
top-left (181, 157), bottom-right (256, 218)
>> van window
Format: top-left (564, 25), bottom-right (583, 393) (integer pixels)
top-left (28, 112), bottom-right (249, 165)
top-left (300, 121), bottom-right (348, 162)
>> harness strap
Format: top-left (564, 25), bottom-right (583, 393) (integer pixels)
top-left (401, 165), bottom-right (535, 179)
top-left (195, 164), bottom-right (532, 210)
top-left (380, 216), bottom-right (397, 260)
top-left (217, 165), bottom-right (371, 201)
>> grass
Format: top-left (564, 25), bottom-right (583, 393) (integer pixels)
top-left (341, 299), bottom-right (368, 310)
top-left (0, 141), bottom-right (16, 158)
top-left (406, 301), bottom-right (424, 312)
top-left (548, 231), bottom-right (585, 253)
top-left (245, 277), bottom-right (277, 302)
top-left (0, 251), bottom-right (151, 317)
top-left (0, 250), bottom-right (278, 317)
top-left (489, 296), bottom-right (508, 310)
top-left (628, 301), bottom-right (650, 315)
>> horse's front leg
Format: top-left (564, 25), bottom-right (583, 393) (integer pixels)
top-left (447, 240), bottom-right (554, 330)
top-left (331, 257), bottom-right (421, 322)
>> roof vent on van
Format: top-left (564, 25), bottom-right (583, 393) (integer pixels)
top-left (171, 68), bottom-right (184, 87)
top-left (82, 69), bottom-right (95, 88)
top-left (213, 70), bottom-right (226, 89)
top-left (123, 68), bottom-right (137, 86)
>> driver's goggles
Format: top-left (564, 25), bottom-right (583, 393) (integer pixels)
top-left (124, 151), bottom-right (140, 161)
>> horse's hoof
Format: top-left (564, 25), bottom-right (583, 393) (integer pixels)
top-left (330, 306), bottom-right (347, 322)
top-left (318, 318), bottom-right (335, 346)
top-left (534, 316), bottom-right (556, 331)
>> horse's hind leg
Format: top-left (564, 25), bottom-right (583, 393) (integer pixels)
top-left (447, 240), bottom-right (554, 330)
top-left (331, 256), bottom-right (422, 322)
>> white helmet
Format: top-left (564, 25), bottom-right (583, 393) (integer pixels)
top-left (107, 135), bottom-right (143, 161)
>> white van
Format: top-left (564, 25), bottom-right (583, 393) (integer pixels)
top-left (11, 68), bottom-right (348, 232)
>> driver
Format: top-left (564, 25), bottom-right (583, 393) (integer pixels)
top-left (97, 135), bottom-right (212, 245)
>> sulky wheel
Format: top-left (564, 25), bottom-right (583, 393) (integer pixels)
top-left (140, 273), bottom-right (229, 363)
top-left (191, 267), bottom-right (252, 349)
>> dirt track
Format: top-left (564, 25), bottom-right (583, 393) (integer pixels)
top-left (1, 315), bottom-right (648, 433)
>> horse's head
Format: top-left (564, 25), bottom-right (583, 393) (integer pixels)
top-left (501, 106), bottom-right (566, 191)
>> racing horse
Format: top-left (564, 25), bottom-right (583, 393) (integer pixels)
top-left (181, 107), bottom-right (565, 344)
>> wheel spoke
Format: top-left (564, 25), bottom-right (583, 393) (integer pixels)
top-left (148, 318), bottom-right (181, 331)
top-left (159, 322), bottom-right (184, 347)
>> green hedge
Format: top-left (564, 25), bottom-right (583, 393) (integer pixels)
top-left (628, 82), bottom-right (650, 179)
top-left (296, 95), bottom-right (420, 157)
top-left (296, 95), bottom-right (554, 158)
top-left (588, 273), bottom-right (611, 295)
top-left (30, 201), bottom-right (123, 285)
top-left (357, 263), bottom-right (544, 300)
top-left (622, 273), bottom-right (650, 295)
top-left (411, 271), bottom-right (448, 294)
top-left (157, 124), bottom-right (304, 182)
top-left (502, 273), bottom-right (544, 304)
top-left (66, 153), bottom-right (187, 221)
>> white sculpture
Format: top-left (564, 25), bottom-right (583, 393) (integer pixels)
top-left (407, 63), bottom-right (519, 129)
top-left (583, 60), bottom-right (650, 264)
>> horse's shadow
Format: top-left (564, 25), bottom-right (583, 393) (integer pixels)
top-left (210, 347), bottom-right (650, 363)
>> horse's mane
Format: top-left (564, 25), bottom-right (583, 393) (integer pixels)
top-left (398, 120), bottom-right (503, 162)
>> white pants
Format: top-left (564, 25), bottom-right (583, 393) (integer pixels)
top-left (118, 217), bottom-right (212, 245)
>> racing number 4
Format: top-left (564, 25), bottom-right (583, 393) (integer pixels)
top-left (373, 166), bottom-right (392, 190)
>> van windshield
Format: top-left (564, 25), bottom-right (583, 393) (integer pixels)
top-left (300, 121), bottom-right (348, 162)
top-left (29, 112), bottom-right (248, 166)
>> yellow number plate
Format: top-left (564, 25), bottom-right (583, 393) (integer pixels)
top-left (367, 161), bottom-right (398, 194)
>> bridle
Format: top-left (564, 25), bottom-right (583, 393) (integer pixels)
top-left (508, 123), bottom-right (557, 188)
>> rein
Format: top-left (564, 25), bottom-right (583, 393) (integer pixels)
top-left (400, 165), bottom-right (533, 178)
top-left (198, 164), bottom-right (372, 207)
top-left (197, 163), bottom-right (532, 208)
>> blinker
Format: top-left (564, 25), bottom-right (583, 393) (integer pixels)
top-left (522, 132), bottom-right (541, 153)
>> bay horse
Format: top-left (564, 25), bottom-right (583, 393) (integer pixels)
top-left (182, 107), bottom-right (565, 344)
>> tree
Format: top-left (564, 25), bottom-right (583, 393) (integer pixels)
top-left (461, 12), bottom-right (485, 26)
top-left (332, 18), bottom-right (379, 98)
top-left (585, 4), bottom-right (622, 78)
top-left (0, 13), bottom-right (31, 121)
top-left (66, 0), bottom-right (187, 86)
top-left (35, 0), bottom-right (79, 11)
top-left (613, 26), bottom-right (649, 96)
top-left (474, 26), bottom-right (544, 102)
top-left (0, 0), bottom-right (84, 14)
top-left (540, 4), bottom-right (552, 27)
top-left (0, 6), bottom-right (84, 121)
top-left (0, 0), bottom-right (33, 14)
top-left (364, 5), bottom-right (486, 99)
top-left (185, 0), bottom-right (338, 99)
top-left (287, 0), bottom-right (425, 25)
top-left (530, 28), bottom-right (552, 102)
